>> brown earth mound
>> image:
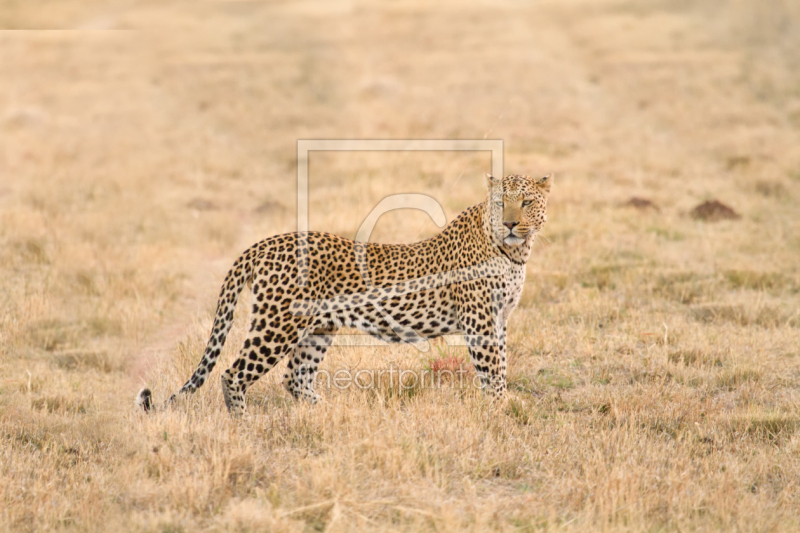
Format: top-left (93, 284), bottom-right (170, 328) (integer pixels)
top-left (187, 198), bottom-right (219, 211)
top-left (690, 200), bottom-right (740, 221)
top-left (623, 197), bottom-right (660, 211)
top-left (254, 200), bottom-right (287, 214)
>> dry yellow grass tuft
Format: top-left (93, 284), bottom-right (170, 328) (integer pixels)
top-left (2, 0), bottom-right (800, 531)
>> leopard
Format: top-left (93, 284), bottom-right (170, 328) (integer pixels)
top-left (137, 173), bottom-right (552, 416)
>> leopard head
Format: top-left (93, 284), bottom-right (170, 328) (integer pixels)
top-left (485, 173), bottom-right (552, 247)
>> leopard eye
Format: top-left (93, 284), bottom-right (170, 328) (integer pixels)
top-left (522, 200), bottom-right (532, 207)
top-left (494, 201), bottom-right (503, 207)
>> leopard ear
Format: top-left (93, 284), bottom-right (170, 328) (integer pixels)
top-left (536, 173), bottom-right (553, 195)
top-left (485, 173), bottom-right (501, 189)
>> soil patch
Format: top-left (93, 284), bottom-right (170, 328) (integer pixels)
top-left (254, 200), bottom-right (287, 215)
top-left (623, 197), bottom-right (660, 211)
top-left (187, 198), bottom-right (219, 211)
top-left (690, 200), bottom-right (740, 221)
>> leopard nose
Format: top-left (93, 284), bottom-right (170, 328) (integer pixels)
top-left (503, 222), bottom-right (518, 230)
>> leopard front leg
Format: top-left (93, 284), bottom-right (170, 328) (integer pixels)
top-left (464, 328), bottom-right (507, 398)
top-left (455, 280), bottom-right (508, 399)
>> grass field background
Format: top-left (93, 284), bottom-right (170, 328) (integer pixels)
top-left (2, 0), bottom-right (800, 530)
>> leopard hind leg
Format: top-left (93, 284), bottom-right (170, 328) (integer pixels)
top-left (283, 326), bottom-right (337, 403)
top-left (221, 311), bottom-right (302, 416)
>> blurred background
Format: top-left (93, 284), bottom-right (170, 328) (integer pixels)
top-left (2, 0), bottom-right (800, 531)
top-left (2, 0), bottom-right (799, 368)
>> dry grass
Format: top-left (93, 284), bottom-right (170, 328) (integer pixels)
top-left (2, 0), bottom-right (800, 531)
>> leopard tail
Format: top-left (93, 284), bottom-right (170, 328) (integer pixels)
top-left (136, 246), bottom-right (257, 412)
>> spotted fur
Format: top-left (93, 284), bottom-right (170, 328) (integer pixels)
top-left (137, 174), bottom-right (552, 416)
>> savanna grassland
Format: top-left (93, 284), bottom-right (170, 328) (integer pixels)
top-left (2, 0), bottom-right (800, 531)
